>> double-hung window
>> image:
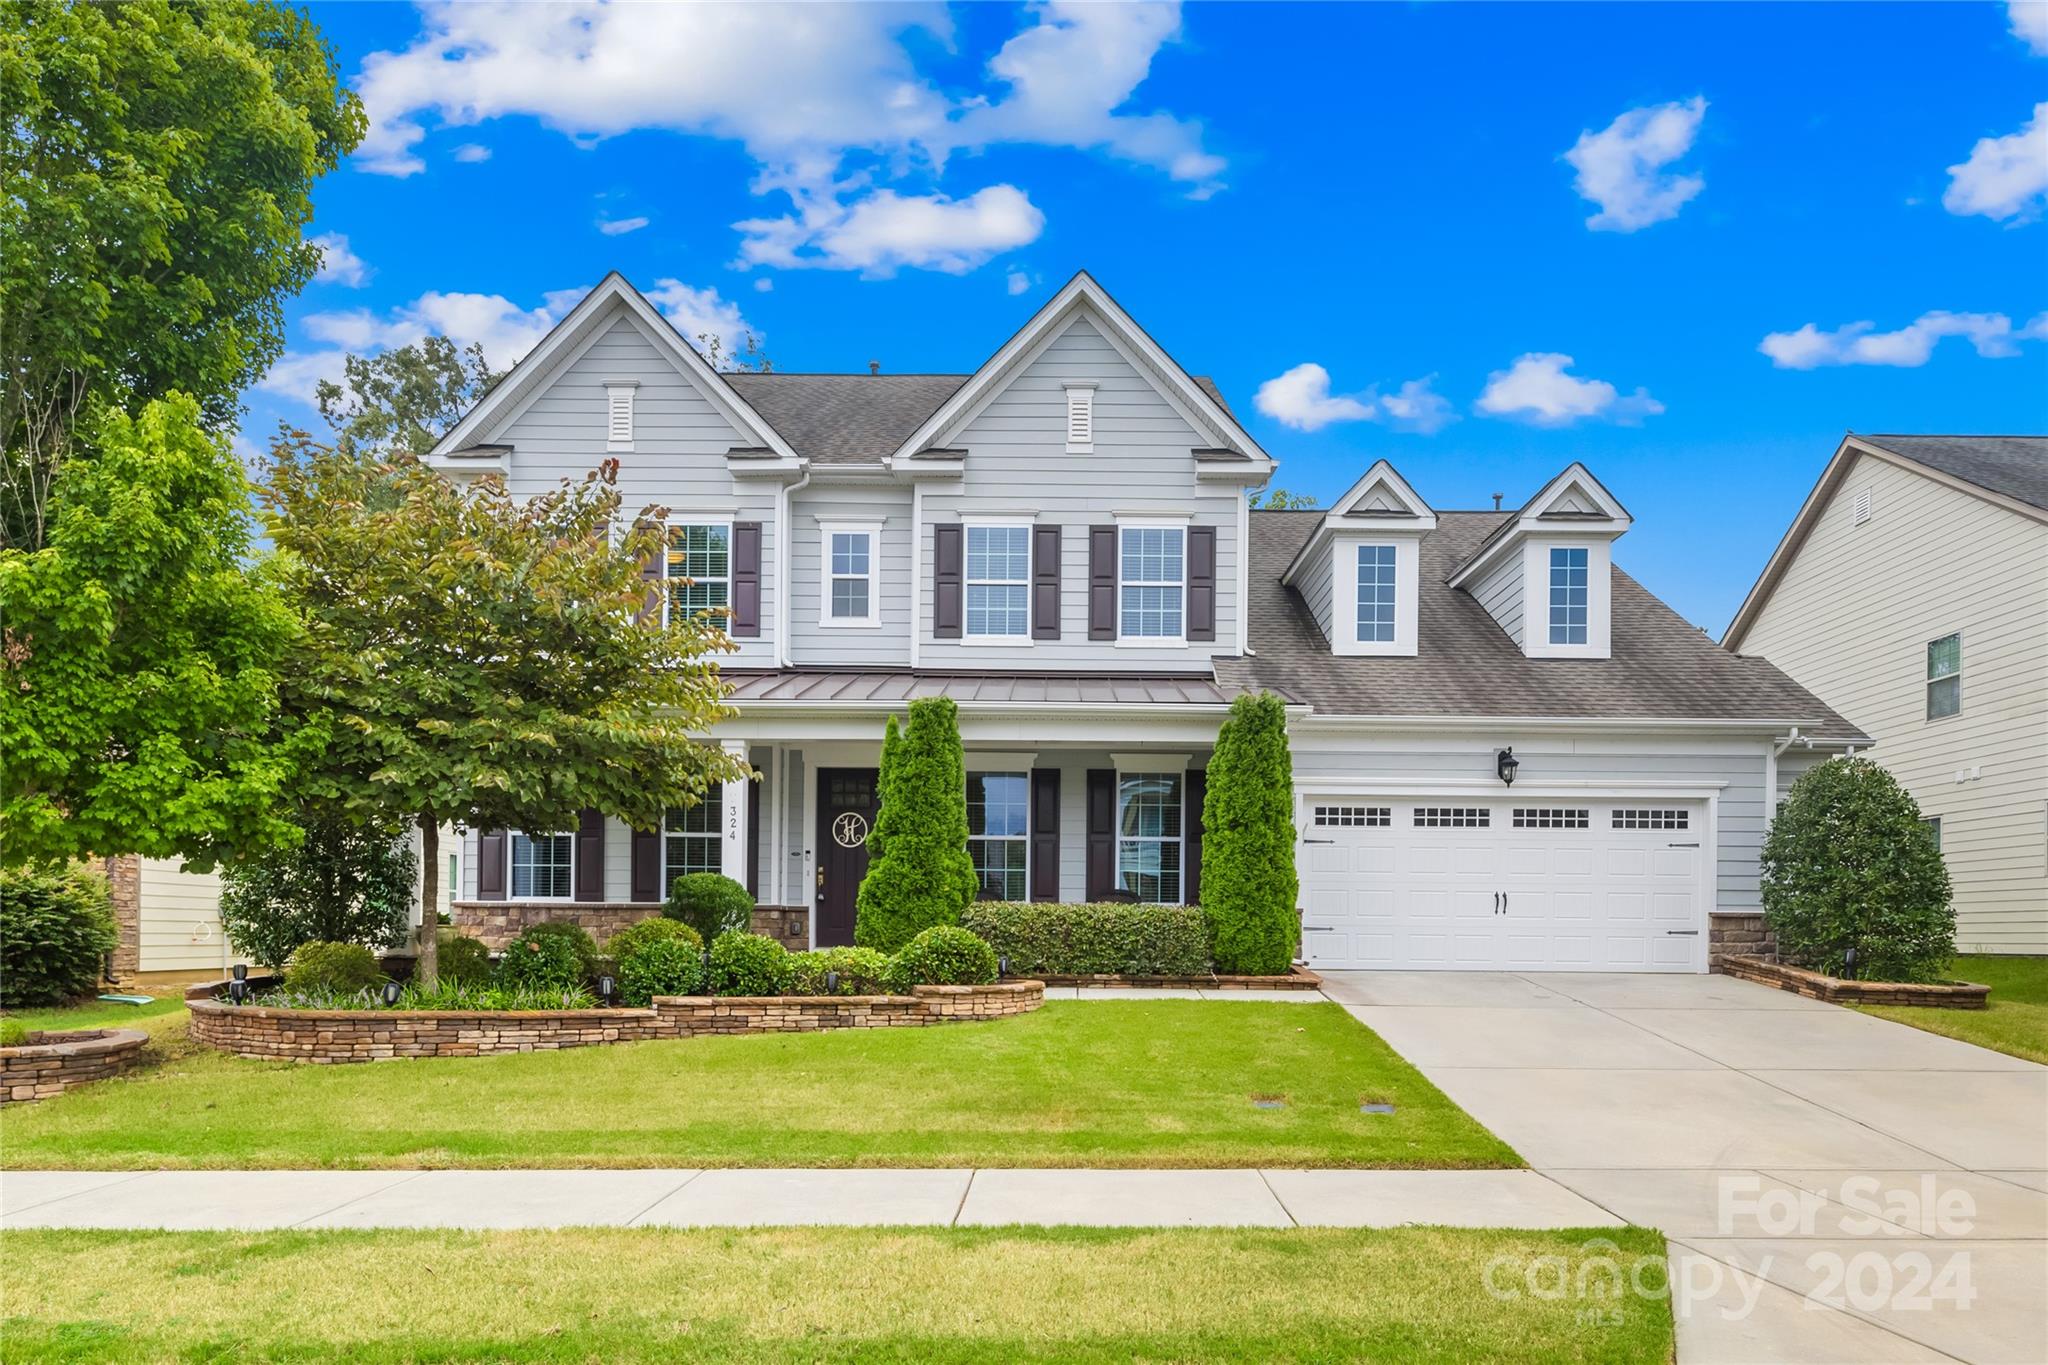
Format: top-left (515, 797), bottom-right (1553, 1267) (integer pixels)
top-left (1357, 544), bottom-right (1397, 643)
top-left (1927, 633), bottom-right (1961, 719)
top-left (509, 832), bottom-right (573, 900)
top-left (967, 771), bottom-right (1029, 900)
top-left (1120, 525), bottom-right (1184, 641)
top-left (1548, 546), bottom-right (1589, 645)
top-left (1115, 772), bottom-right (1183, 903)
top-left (966, 525), bottom-right (1031, 638)
top-left (668, 524), bottom-right (730, 631)
top-left (664, 798), bottom-right (722, 881)
top-left (821, 525), bottom-right (879, 626)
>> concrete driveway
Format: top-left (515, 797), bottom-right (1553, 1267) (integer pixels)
top-left (1321, 969), bottom-right (2048, 1365)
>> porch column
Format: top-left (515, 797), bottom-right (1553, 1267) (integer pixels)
top-left (721, 739), bottom-right (750, 886)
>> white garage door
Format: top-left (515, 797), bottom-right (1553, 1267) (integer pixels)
top-left (1298, 799), bottom-right (1707, 972)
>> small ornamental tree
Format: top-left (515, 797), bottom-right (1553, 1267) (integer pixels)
top-left (1202, 692), bottom-right (1299, 975)
top-left (855, 697), bottom-right (978, 952)
top-left (1762, 756), bottom-right (1954, 982)
top-left (218, 812), bottom-right (417, 968)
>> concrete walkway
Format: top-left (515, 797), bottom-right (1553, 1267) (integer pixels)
top-left (0, 1166), bottom-right (1619, 1231)
top-left (1320, 969), bottom-right (2048, 1365)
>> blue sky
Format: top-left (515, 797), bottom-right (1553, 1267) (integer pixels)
top-left (253, 1), bottom-right (2048, 635)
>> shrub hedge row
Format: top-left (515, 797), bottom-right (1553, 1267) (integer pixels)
top-left (961, 902), bottom-right (1211, 977)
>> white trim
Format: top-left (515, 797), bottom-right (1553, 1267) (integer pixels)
top-left (1446, 461), bottom-right (1631, 591)
top-left (969, 751), bottom-right (1041, 768)
top-left (1520, 537), bottom-right (1612, 660)
top-left (506, 829), bottom-right (576, 902)
top-left (908, 481), bottom-right (923, 669)
top-left (816, 520), bottom-right (883, 629)
top-left (1235, 486), bottom-right (1251, 655)
top-left (720, 739), bottom-right (749, 882)
top-left (1063, 382), bottom-right (1096, 454)
top-left (961, 520), bottom-right (1034, 642)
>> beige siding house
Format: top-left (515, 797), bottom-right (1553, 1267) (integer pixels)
top-left (1725, 434), bottom-right (2048, 955)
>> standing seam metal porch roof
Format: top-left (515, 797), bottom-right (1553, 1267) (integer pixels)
top-left (719, 670), bottom-right (1247, 707)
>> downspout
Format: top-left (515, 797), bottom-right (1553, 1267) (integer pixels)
top-left (776, 466), bottom-right (811, 669)
top-left (1765, 726), bottom-right (1811, 814)
top-left (910, 479), bottom-right (924, 670)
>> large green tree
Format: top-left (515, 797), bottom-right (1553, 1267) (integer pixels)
top-left (1202, 692), bottom-right (1299, 974)
top-left (855, 697), bottom-right (978, 952)
top-left (0, 396), bottom-right (306, 868)
top-left (262, 441), bottom-right (750, 985)
top-left (316, 338), bottom-right (502, 462)
top-left (0, 0), bottom-right (363, 549)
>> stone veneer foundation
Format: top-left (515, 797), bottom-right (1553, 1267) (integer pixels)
top-left (1708, 912), bottom-right (1777, 966)
top-left (1717, 955), bottom-right (1990, 1009)
top-left (1, 1028), bottom-right (150, 1104)
top-left (186, 978), bottom-right (1043, 1063)
top-left (450, 901), bottom-right (809, 950)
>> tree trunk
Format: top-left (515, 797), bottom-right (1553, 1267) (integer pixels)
top-left (416, 813), bottom-right (440, 990)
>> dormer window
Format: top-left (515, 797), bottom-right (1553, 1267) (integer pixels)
top-left (1445, 463), bottom-right (1628, 660)
top-left (1356, 545), bottom-right (1397, 643)
top-left (1548, 547), bottom-right (1589, 645)
top-left (606, 381), bottom-right (637, 450)
top-left (1279, 460), bottom-right (1433, 659)
top-left (1064, 382), bottom-right (1096, 453)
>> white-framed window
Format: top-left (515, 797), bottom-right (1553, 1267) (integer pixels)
top-left (664, 800), bottom-right (722, 881)
top-left (1119, 524), bottom-right (1184, 643)
top-left (819, 522), bottom-right (880, 627)
top-left (1922, 816), bottom-right (1942, 853)
top-left (1116, 772), bottom-right (1183, 903)
top-left (1549, 546), bottom-right (1589, 645)
top-left (509, 832), bottom-right (574, 900)
top-left (1064, 382), bottom-right (1096, 453)
top-left (1313, 805), bottom-right (1390, 827)
top-left (1612, 808), bottom-right (1689, 830)
top-left (1513, 808), bottom-right (1589, 829)
top-left (966, 524), bottom-right (1031, 638)
top-left (445, 852), bottom-right (459, 902)
top-left (605, 381), bottom-right (637, 450)
top-left (667, 522), bottom-right (731, 632)
top-left (967, 771), bottom-right (1029, 901)
top-left (1356, 544), bottom-right (1397, 643)
top-left (1414, 807), bottom-right (1490, 828)
top-left (1927, 633), bottom-right (1961, 720)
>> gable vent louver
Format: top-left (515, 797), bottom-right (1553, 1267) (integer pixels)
top-left (1064, 384), bottom-right (1095, 450)
top-left (606, 383), bottom-right (636, 448)
top-left (1852, 488), bottom-right (1872, 526)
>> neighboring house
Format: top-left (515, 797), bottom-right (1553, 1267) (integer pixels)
top-left (1724, 434), bottom-right (2048, 956)
top-left (431, 271), bottom-right (1862, 974)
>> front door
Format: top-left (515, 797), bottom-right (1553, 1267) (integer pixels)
top-left (815, 768), bottom-right (880, 947)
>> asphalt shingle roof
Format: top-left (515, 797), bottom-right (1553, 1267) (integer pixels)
top-left (1858, 434), bottom-right (2048, 511)
top-left (1219, 510), bottom-right (1867, 736)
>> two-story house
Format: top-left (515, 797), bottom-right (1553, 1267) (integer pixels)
top-left (1725, 434), bottom-right (2048, 956)
top-left (432, 271), bottom-right (1863, 975)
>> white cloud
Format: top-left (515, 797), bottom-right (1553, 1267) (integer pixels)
top-left (308, 232), bottom-right (370, 287)
top-left (1944, 102), bottom-right (2048, 223)
top-left (736, 185), bottom-right (1044, 276)
top-left (1759, 310), bottom-right (2048, 368)
top-left (1563, 97), bottom-right (1707, 232)
top-left (259, 280), bottom-right (759, 405)
top-left (597, 215), bottom-right (650, 236)
top-left (1253, 366), bottom-right (1453, 435)
top-left (1006, 267), bottom-right (1032, 296)
top-left (753, 277), bottom-right (774, 293)
top-left (1475, 354), bottom-right (1664, 426)
top-left (452, 143), bottom-right (492, 163)
top-left (1376, 376), bottom-right (1457, 435)
top-left (2011, 2), bottom-right (2048, 54)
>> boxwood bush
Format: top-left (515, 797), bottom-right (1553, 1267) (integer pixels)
top-left (495, 927), bottom-right (586, 992)
top-left (665, 873), bottom-right (754, 944)
top-left (436, 931), bottom-right (494, 985)
top-left (887, 925), bottom-right (998, 988)
top-left (961, 902), bottom-right (1211, 977)
top-left (616, 935), bottom-right (706, 1005)
top-left (0, 864), bottom-right (118, 1007)
top-left (787, 946), bottom-right (894, 996)
top-left (707, 930), bottom-right (793, 996)
top-left (518, 920), bottom-right (601, 981)
top-left (1762, 756), bottom-right (1955, 983)
top-left (283, 941), bottom-right (384, 995)
top-left (606, 917), bottom-right (702, 961)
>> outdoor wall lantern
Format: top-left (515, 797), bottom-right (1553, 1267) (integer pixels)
top-left (381, 981), bottom-right (402, 1007)
top-left (1495, 747), bottom-right (1520, 787)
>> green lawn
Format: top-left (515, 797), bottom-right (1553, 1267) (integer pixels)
top-left (2, 993), bottom-right (188, 1034)
top-left (0, 1225), bottom-right (1671, 1363)
top-left (1860, 954), bottom-right (2048, 1065)
top-left (0, 1000), bottom-right (1519, 1170)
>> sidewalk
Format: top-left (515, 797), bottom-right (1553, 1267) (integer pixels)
top-left (0, 1167), bottom-right (1620, 1231)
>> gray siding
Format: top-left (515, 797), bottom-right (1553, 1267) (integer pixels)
top-left (1297, 543), bottom-right (1335, 644)
top-left (920, 317), bottom-right (1242, 671)
top-left (789, 485), bottom-right (913, 667)
top-left (490, 313), bottom-right (779, 668)
top-left (1472, 554), bottom-right (1525, 648)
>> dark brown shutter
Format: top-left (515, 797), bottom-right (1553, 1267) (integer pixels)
top-left (1031, 523), bottom-right (1062, 640)
top-left (630, 825), bottom-right (662, 902)
top-left (635, 522), bottom-right (665, 625)
top-left (746, 778), bottom-right (761, 898)
top-left (476, 829), bottom-right (507, 901)
top-left (934, 523), bottom-right (964, 638)
top-left (731, 522), bottom-right (762, 637)
top-left (1030, 768), bottom-right (1061, 901)
top-left (575, 809), bottom-right (605, 901)
top-left (1085, 769), bottom-right (1116, 900)
top-left (1087, 525), bottom-right (1118, 640)
top-left (1183, 769), bottom-right (1206, 906)
top-left (1187, 526), bottom-right (1217, 643)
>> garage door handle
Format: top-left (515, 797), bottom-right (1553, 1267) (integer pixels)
top-left (1665, 930), bottom-right (1699, 936)
top-left (1301, 838), bottom-right (1335, 845)
top-left (1666, 842), bottom-right (1700, 848)
top-left (1303, 926), bottom-right (1334, 932)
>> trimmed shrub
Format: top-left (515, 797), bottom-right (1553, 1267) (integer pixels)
top-left (616, 936), bottom-right (706, 1005)
top-left (0, 864), bottom-right (117, 1007)
top-left (605, 917), bottom-right (702, 961)
top-left (665, 873), bottom-right (754, 944)
top-left (962, 902), bottom-right (1211, 977)
top-left (436, 931), bottom-right (494, 985)
top-left (219, 814), bottom-right (415, 968)
top-left (787, 946), bottom-right (895, 996)
top-left (1, 1019), bottom-right (31, 1047)
top-left (708, 930), bottom-right (793, 996)
top-left (495, 927), bottom-right (586, 992)
top-left (887, 925), bottom-right (998, 988)
top-left (855, 697), bottom-right (979, 952)
top-left (1762, 756), bottom-right (1955, 982)
top-left (519, 920), bottom-right (601, 981)
top-left (283, 941), bottom-right (384, 996)
top-left (1202, 692), bottom-right (1299, 975)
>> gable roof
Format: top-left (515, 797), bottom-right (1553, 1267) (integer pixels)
top-left (1222, 510), bottom-right (1866, 736)
top-left (723, 374), bottom-right (965, 465)
top-left (1446, 462), bottom-right (1632, 588)
top-left (1722, 433), bottom-right (2048, 650)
